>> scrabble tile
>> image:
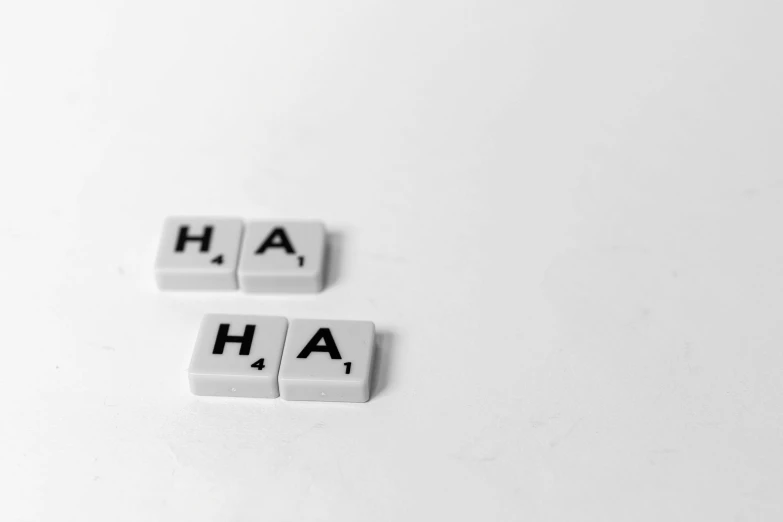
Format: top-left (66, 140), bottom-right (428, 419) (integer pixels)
top-left (155, 217), bottom-right (243, 290)
top-left (188, 314), bottom-right (288, 398)
top-left (238, 221), bottom-right (326, 293)
top-left (279, 319), bottom-right (375, 402)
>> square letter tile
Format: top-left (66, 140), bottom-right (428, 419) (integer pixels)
top-left (155, 217), bottom-right (243, 290)
top-left (279, 319), bottom-right (376, 402)
top-left (238, 221), bottom-right (326, 293)
top-left (188, 314), bottom-right (288, 398)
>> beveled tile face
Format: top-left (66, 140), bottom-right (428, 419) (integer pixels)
top-left (238, 221), bottom-right (325, 293)
top-left (188, 314), bottom-right (288, 398)
top-left (278, 319), bottom-right (375, 403)
top-left (155, 217), bottom-right (243, 290)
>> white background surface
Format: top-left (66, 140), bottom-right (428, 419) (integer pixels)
top-left (1, 2), bottom-right (782, 521)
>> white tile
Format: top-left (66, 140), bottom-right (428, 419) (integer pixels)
top-left (155, 217), bottom-right (243, 290)
top-left (279, 319), bottom-right (375, 403)
top-left (238, 221), bottom-right (326, 293)
top-left (188, 314), bottom-right (288, 398)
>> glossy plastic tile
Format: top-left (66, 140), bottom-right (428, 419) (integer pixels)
top-left (188, 314), bottom-right (288, 398)
top-left (279, 319), bottom-right (375, 402)
top-left (155, 217), bottom-right (243, 290)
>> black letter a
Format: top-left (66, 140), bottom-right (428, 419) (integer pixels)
top-left (296, 328), bottom-right (342, 359)
top-left (256, 227), bottom-right (295, 255)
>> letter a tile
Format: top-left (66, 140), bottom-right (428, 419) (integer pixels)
top-left (238, 221), bottom-right (326, 293)
top-left (279, 319), bottom-right (375, 402)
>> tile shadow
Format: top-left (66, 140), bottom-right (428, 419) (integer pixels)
top-left (323, 230), bottom-right (346, 290)
top-left (371, 330), bottom-right (395, 400)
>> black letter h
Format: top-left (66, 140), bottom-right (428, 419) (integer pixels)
top-left (213, 324), bottom-right (256, 356)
